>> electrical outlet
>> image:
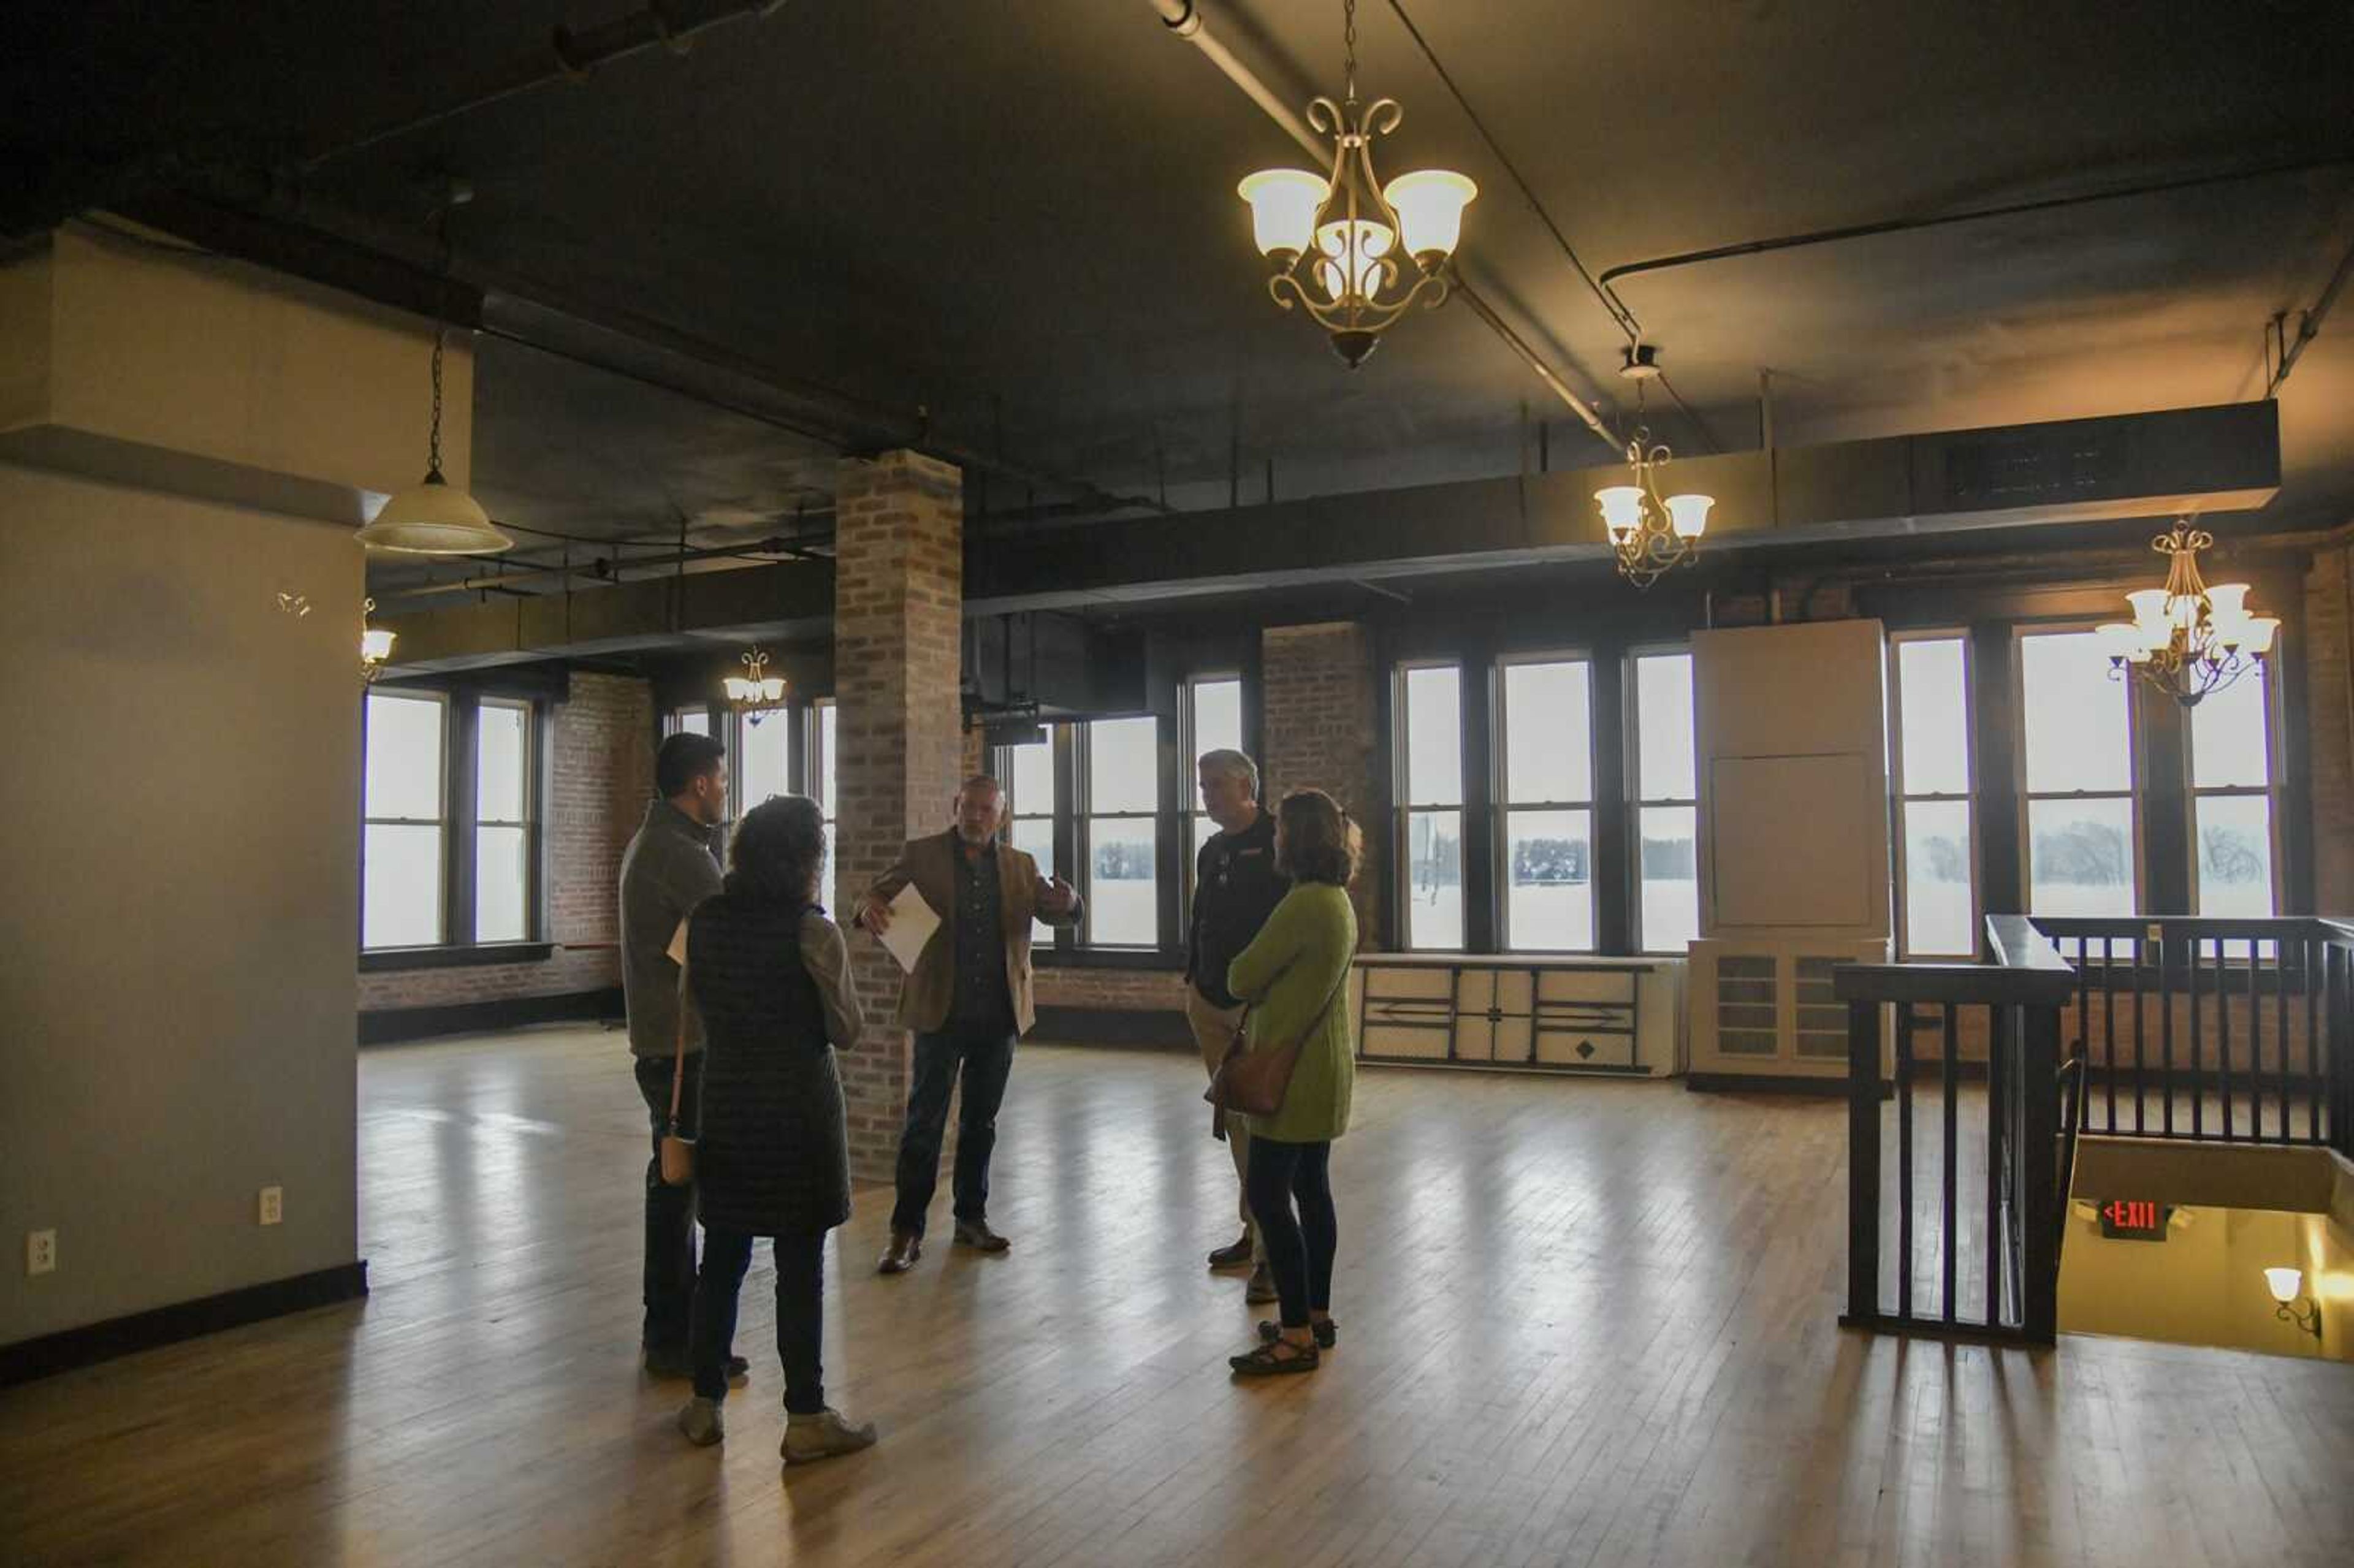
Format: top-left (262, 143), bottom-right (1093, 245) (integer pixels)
top-left (26, 1230), bottom-right (56, 1276)
top-left (258, 1186), bottom-right (283, 1227)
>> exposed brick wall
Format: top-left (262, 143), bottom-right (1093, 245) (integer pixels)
top-left (358, 672), bottom-right (653, 1012)
top-left (1261, 621), bottom-right (1388, 948)
top-left (1035, 967), bottom-right (1185, 1011)
top-left (832, 451), bottom-right (964, 1181)
top-left (2304, 539), bottom-right (2354, 913)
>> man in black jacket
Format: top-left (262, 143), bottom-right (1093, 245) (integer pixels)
top-left (1183, 748), bottom-right (1289, 1304)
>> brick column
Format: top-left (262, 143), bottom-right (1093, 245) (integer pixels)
top-left (832, 450), bottom-right (965, 1180)
top-left (1262, 622), bottom-right (1387, 948)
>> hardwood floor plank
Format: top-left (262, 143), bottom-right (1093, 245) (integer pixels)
top-left (4, 1026), bottom-right (2350, 1566)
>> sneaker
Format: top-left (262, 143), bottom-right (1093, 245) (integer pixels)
top-left (1206, 1233), bottom-right (1254, 1271)
top-left (677, 1396), bottom-right (724, 1447)
top-left (782, 1407), bottom-right (878, 1466)
top-left (1245, 1263), bottom-right (1279, 1304)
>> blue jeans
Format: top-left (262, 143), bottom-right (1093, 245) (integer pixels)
top-left (889, 1027), bottom-right (1016, 1237)
top-left (633, 1053), bottom-right (703, 1353)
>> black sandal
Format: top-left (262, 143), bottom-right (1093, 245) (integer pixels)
top-left (1258, 1318), bottom-right (1338, 1350)
top-left (1228, 1336), bottom-right (1320, 1376)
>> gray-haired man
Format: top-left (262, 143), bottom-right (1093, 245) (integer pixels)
top-left (1184, 747), bottom-right (1289, 1304)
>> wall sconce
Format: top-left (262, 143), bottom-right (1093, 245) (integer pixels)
top-left (360, 598), bottom-right (397, 685)
top-left (2264, 1266), bottom-right (2324, 1342)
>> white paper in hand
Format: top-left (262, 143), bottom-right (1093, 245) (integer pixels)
top-left (878, 883), bottom-right (941, 974)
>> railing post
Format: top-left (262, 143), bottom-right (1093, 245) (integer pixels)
top-left (2019, 998), bottom-right (2062, 1344)
top-left (1846, 997), bottom-right (1882, 1325)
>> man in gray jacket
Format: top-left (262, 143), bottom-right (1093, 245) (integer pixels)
top-left (619, 731), bottom-right (728, 1378)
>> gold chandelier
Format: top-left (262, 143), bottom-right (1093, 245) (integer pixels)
top-left (2097, 520), bottom-right (2277, 707)
top-left (1236, 0), bottom-right (1476, 368)
top-left (1594, 426), bottom-right (1712, 590)
top-left (360, 598), bottom-right (396, 684)
top-left (722, 647), bottom-right (787, 717)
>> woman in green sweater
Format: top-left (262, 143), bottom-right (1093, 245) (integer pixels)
top-left (1224, 788), bottom-right (1358, 1377)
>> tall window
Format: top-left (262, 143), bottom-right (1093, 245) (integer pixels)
top-left (1631, 650), bottom-right (1699, 953)
top-left (735, 709), bottom-right (791, 815)
top-left (364, 691), bottom-right (448, 948)
top-left (1891, 636), bottom-right (1977, 957)
top-left (2190, 667), bottom-right (2277, 918)
top-left (812, 699), bottom-right (838, 905)
top-left (1185, 675), bottom-right (1244, 878)
top-left (1398, 663), bottom-right (1465, 949)
top-left (1005, 729), bottom-right (1059, 941)
top-left (1499, 657), bottom-right (1594, 951)
top-left (1083, 717), bottom-right (1159, 947)
top-left (474, 699), bottom-right (533, 943)
top-left (2018, 630), bottom-right (2138, 917)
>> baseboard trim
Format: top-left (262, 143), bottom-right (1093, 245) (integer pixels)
top-left (360, 987), bottom-right (623, 1045)
top-left (0, 1260), bottom-right (369, 1388)
top-left (1030, 1005), bottom-right (1193, 1049)
top-left (1687, 1071), bottom-right (1853, 1097)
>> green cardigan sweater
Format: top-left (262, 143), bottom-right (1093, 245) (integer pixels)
top-left (1225, 883), bottom-right (1357, 1144)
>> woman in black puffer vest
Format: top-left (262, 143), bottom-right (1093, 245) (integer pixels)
top-left (674, 795), bottom-right (876, 1464)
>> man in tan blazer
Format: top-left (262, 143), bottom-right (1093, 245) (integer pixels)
top-left (856, 774), bottom-right (1080, 1274)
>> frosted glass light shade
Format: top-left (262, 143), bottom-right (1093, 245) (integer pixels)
top-left (1664, 493), bottom-right (1713, 539)
top-left (1382, 169), bottom-right (1477, 259)
top-left (2205, 583), bottom-right (2251, 622)
top-left (2125, 588), bottom-right (2172, 639)
top-left (357, 473), bottom-right (514, 555)
top-left (1595, 485), bottom-right (1645, 539)
top-left (2096, 623), bottom-right (2138, 660)
top-left (2266, 1266), bottom-right (2304, 1304)
top-left (361, 626), bottom-right (397, 664)
top-left (1238, 169), bottom-right (1326, 257)
top-left (2241, 615), bottom-right (2280, 655)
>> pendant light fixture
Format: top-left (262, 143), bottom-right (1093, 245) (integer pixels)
top-left (1594, 378), bottom-right (1713, 589)
top-left (355, 187), bottom-right (512, 556)
top-left (2095, 520), bottom-right (2277, 707)
top-left (1236, 0), bottom-right (1476, 368)
top-left (722, 647), bottom-right (787, 718)
top-left (360, 598), bottom-right (397, 683)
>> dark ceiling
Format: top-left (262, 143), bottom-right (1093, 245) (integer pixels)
top-left (9, 0), bottom-right (2354, 601)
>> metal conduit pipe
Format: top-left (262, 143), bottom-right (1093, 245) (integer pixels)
top-left (1146, 0), bottom-right (1622, 457)
top-left (381, 528), bottom-right (834, 601)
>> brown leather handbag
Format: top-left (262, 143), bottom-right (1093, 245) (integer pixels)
top-left (1206, 950), bottom-right (1354, 1118)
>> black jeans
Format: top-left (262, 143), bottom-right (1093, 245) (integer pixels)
top-left (889, 1026), bottom-right (1017, 1237)
top-left (633, 1053), bottom-right (703, 1353)
top-left (690, 1229), bottom-right (827, 1413)
top-left (1244, 1136), bottom-right (1336, 1330)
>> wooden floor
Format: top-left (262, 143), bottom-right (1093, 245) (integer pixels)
top-left (4, 1029), bottom-right (2352, 1567)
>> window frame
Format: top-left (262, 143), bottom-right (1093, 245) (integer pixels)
top-left (1181, 673), bottom-right (1246, 921)
top-left (1076, 715), bottom-right (1163, 951)
top-left (1393, 658), bottom-right (1469, 952)
top-left (1493, 649), bottom-right (1598, 954)
top-left (362, 688), bottom-right (452, 951)
top-left (471, 696), bottom-right (539, 946)
top-left (999, 723), bottom-right (1065, 946)
top-left (2185, 660), bottom-right (2284, 919)
top-left (1888, 630), bottom-right (1981, 960)
top-left (1626, 644), bottom-right (1700, 956)
top-left (2011, 622), bottom-right (2146, 922)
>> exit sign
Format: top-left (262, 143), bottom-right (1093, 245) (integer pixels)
top-left (2097, 1199), bottom-right (2171, 1241)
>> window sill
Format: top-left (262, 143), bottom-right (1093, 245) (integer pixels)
top-left (360, 942), bottom-right (555, 973)
top-left (1034, 948), bottom-right (1187, 972)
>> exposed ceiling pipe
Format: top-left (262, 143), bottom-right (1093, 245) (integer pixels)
top-left (381, 527), bottom-right (834, 601)
top-left (1145, 0), bottom-right (1622, 459)
top-left (2269, 230), bottom-right (2354, 397)
top-left (1598, 154), bottom-right (2354, 291)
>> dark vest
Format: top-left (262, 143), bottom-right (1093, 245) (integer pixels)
top-left (685, 893), bottom-right (851, 1236)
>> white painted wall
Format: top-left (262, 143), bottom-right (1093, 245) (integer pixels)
top-left (0, 464), bottom-right (364, 1344)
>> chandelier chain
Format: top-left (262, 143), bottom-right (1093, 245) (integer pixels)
top-left (428, 329), bottom-right (445, 477)
top-left (1343, 0), bottom-right (1358, 104)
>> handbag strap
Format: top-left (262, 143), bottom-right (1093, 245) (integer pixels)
top-left (1260, 938), bottom-right (1357, 1056)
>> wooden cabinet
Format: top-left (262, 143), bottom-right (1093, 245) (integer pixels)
top-left (1687, 937), bottom-right (1892, 1081)
top-left (1352, 954), bottom-right (1680, 1076)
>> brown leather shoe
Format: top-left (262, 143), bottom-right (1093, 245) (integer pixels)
top-left (952, 1219), bottom-right (1011, 1254)
top-left (877, 1231), bottom-right (921, 1275)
